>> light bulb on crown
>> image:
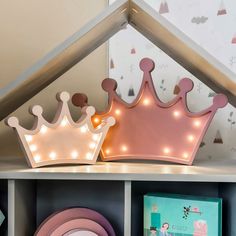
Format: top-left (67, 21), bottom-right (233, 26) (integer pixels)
top-left (72, 58), bottom-right (228, 165)
top-left (49, 152), bottom-right (57, 160)
top-left (25, 135), bottom-right (33, 142)
top-left (173, 110), bottom-right (181, 118)
top-left (40, 125), bottom-right (48, 134)
top-left (105, 149), bottom-right (111, 154)
top-left (6, 91), bottom-right (115, 168)
top-left (143, 98), bottom-right (151, 106)
top-left (94, 117), bottom-right (100, 124)
top-left (30, 144), bottom-right (37, 152)
top-left (115, 109), bottom-right (121, 115)
top-left (194, 120), bottom-right (201, 127)
top-left (71, 150), bottom-right (79, 159)
top-left (187, 135), bottom-right (195, 142)
top-left (121, 145), bottom-right (128, 152)
top-left (163, 147), bottom-right (171, 154)
top-left (60, 117), bottom-right (68, 127)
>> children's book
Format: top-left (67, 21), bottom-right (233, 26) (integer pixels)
top-left (144, 193), bottom-right (222, 236)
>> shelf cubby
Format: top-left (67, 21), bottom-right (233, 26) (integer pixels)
top-left (36, 180), bottom-right (124, 235)
top-left (131, 181), bottom-right (236, 236)
top-left (8, 179), bottom-right (126, 236)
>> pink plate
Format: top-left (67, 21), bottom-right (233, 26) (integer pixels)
top-left (35, 208), bottom-right (116, 236)
top-left (51, 218), bottom-right (108, 236)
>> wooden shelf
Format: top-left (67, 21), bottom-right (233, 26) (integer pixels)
top-left (1, 156), bottom-right (236, 182)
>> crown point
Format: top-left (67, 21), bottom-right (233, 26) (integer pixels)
top-left (107, 116), bottom-right (116, 126)
top-left (6, 117), bottom-right (19, 127)
top-left (102, 79), bottom-right (117, 92)
top-left (178, 78), bottom-right (194, 93)
top-left (57, 91), bottom-right (70, 102)
top-left (213, 94), bottom-right (228, 108)
top-left (72, 93), bottom-right (88, 107)
top-left (85, 106), bottom-right (96, 116)
top-left (30, 105), bottom-right (43, 116)
top-left (139, 58), bottom-right (155, 72)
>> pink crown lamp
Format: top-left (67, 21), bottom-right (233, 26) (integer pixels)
top-left (6, 91), bottom-right (115, 168)
top-left (73, 58), bottom-right (228, 165)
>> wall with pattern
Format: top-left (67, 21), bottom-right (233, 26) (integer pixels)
top-left (109, 0), bottom-right (236, 162)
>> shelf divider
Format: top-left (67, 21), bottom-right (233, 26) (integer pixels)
top-left (124, 180), bottom-right (131, 236)
top-left (8, 180), bottom-right (36, 236)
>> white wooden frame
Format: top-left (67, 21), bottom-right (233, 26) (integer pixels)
top-left (0, 0), bottom-right (235, 120)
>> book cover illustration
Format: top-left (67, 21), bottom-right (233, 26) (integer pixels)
top-left (144, 194), bottom-right (222, 236)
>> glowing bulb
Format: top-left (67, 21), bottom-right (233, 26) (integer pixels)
top-left (40, 125), bottom-right (48, 134)
top-left (49, 152), bottom-right (57, 160)
top-left (187, 135), bottom-right (195, 142)
top-left (183, 152), bottom-right (189, 158)
top-left (92, 134), bottom-right (99, 141)
top-left (121, 145), bottom-right (128, 152)
top-left (194, 120), bottom-right (201, 127)
top-left (143, 98), bottom-right (150, 106)
top-left (105, 149), bottom-right (110, 154)
top-left (80, 125), bottom-right (87, 133)
top-left (30, 144), bottom-right (37, 152)
top-left (25, 135), bottom-right (33, 142)
top-left (71, 150), bottom-right (78, 159)
top-left (89, 142), bottom-right (96, 149)
top-left (115, 109), bottom-right (121, 115)
top-left (86, 152), bottom-right (93, 160)
top-left (173, 110), bottom-right (180, 118)
top-left (60, 117), bottom-right (68, 127)
top-left (94, 118), bottom-right (100, 124)
top-left (34, 154), bottom-right (41, 163)
top-left (163, 147), bottom-right (170, 154)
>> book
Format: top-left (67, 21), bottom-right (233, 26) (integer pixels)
top-left (144, 193), bottom-right (222, 236)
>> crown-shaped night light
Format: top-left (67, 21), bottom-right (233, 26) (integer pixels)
top-left (73, 58), bottom-right (228, 165)
top-left (6, 92), bottom-right (115, 168)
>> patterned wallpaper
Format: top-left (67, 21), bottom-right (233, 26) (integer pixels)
top-left (109, 0), bottom-right (236, 161)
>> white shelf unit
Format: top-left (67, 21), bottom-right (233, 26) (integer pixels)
top-left (1, 157), bottom-right (236, 235)
top-left (1, 157), bottom-right (236, 182)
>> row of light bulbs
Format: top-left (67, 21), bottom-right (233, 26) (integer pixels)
top-left (94, 109), bottom-right (202, 130)
top-left (33, 150), bottom-right (94, 163)
top-left (31, 148), bottom-right (96, 163)
top-left (29, 140), bottom-right (97, 154)
top-left (25, 126), bottom-right (100, 143)
top-left (104, 145), bottom-right (190, 159)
